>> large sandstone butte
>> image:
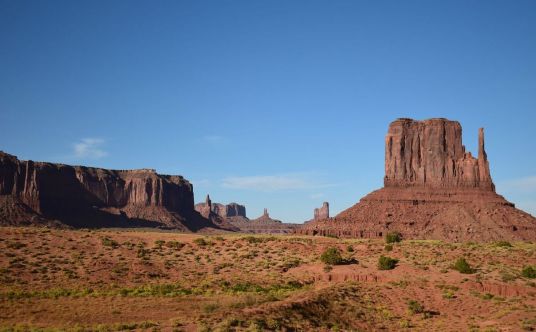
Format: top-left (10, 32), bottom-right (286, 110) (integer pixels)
top-left (299, 118), bottom-right (536, 242)
top-left (0, 151), bottom-right (225, 231)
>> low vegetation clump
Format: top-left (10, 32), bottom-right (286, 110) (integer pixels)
top-left (522, 266), bottom-right (536, 279)
top-left (193, 238), bottom-right (209, 246)
top-left (494, 241), bottom-right (512, 248)
top-left (452, 258), bottom-right (476, 274)
top-left (378, 255), bottom-right (398, 270)
top-left (384, 244), bottom-right (393, 252)
top-left (101, 237), bottom-right (119, 248)
top-left (407, 300), bottom-right (424, 314)
top-left (385, 232), bottom-right (402, 244)
top-left (320, 247), bottom-right (344, 265)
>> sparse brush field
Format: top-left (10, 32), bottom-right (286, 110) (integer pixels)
top-left (0, 228), bottom-right (535, 331)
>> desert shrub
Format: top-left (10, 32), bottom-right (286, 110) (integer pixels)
top-left (453, 258), bottom-right (475, 274)
top-left (101, 237), bottom-right (119, 248)
top-left (324, 233), bottom-right (339, 239)
top-left (154, 240), bottom-right (165, 249)
top-left (378, 255), bottom-right (398, 270)
top-left (137, 248), bottom-right (149, 260)
top-left (243, 236), bottom-right (263, 244)
top-left (323, 265), bottom-right (333, 272)
top-left (6, 242), bottom-right (26, 249)
top-left (494, 241), bottom-right (512, 248)
top-left (385, 232), bottom-right (402, 244)
top-left (346, 245), bottom-right (354, 252)
top-left (522, 266), bottom-right (536, 279)
top-left (407, 300), bottom-right (424, 314)
top-left (281, 258), bottom-right (301, 270)
top-left (165, 241), bottom-right (184, 249)
top-left (320, 247), bottom-right (343, 265)
top-left (384, 244), bottom-right (393, 252)
top-left (193, 238), bottom-right (208, 246)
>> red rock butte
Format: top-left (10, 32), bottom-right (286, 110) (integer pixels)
top-left (299, 118), bottom-right (536, 242)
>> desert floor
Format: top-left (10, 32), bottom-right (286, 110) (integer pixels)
top-left (0, 227), bottom-right (535, 331)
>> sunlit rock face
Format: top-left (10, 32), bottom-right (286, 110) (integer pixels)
top-left (298, 118), bottom-right (536, 242)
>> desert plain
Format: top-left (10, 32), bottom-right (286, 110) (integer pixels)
top-left (0, 227), bottom-right (535, 331)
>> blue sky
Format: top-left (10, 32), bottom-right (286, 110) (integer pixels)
top-left (1, 0), bottom-right (535, 222)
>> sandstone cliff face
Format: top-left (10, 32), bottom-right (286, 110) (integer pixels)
top-left (384, 118), bottom-right (494, 190)
top-left (0, 151), bottom-right (218, 230)
top-left (298, 118), bottom-right (536, 242)
top-left (314, 202), bottom-right (329, 221)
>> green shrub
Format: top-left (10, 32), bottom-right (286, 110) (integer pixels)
top-left (101, 237), bottom-right (119, 248)
top-left (494, 241), bottom-right (512, 248)
top-left (407, 300), bottom-right (424, 314)
top-left (320, 247), bottom-right (343, 265)
top-left (346, 245), bottom-right (354, 252)
top-left (165, 241), bottom-right (184, 249)
top-left (193, 238), bottom-right (208, 246)
top-left (453, 258), bottom-right (475, 274)
top-left (522, 266), bottom-right (536, 279)
top-left (154, 240), bottom-right (165, 249)
top-left (385, 232), bottom-right (402, 244)
top-left (378, 255), bottom-right (398, 270)
top-left (384, 244), bottom-right (393, 252)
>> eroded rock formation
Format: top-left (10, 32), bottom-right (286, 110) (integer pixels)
top-left (384, 118), bottom-right (493, 190)
top-left (314, 202), bottom-right (329, 221)
top-left (298, 118), bottom-right (536, 242)
top-left (195, 196), bottom-right (247, 220)
top-left (0, 151), bottom-right (224, 231)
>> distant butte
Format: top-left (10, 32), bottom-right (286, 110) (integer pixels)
top-left (299, 118), bottom-right (536, 241)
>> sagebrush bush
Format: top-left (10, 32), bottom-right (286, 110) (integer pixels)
top-left (522, 266), bottom-right (536, 279)
top-left (384, 244), bottom-right (393, 252)
top-left (407, 300), bottom-right (424, 314)
top-left (378, 255), bottom-right (398, 270)
top-left (453, 258), bottom-right (475, 274)
top-left (320, 247), bottom-right (343, 265)
top-left (385, 232), bottom-right (402, 244)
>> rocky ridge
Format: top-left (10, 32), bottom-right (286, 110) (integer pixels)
top-left (0, 151), bottom-right (224, 231)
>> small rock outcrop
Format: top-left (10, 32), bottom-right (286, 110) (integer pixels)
top-left (195, 197), bottom-right (247, 220)
top-left (0, 151), bottom-right (224, 231)
top-left (314, 202), bottom-right (329, 221)
top-left (298, 118), bottom-right (536, 242)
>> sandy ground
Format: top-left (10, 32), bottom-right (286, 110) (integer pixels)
top-left (0, 227), bottom-right (535, 331)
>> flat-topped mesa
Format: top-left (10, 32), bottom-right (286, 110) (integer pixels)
top-left (384, 118), bottom-right (494, 190)
top-left (0, 151), bottom-right (197, 228)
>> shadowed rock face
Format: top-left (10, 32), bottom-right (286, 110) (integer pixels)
top-left (298, 118), bottom-right (536, 242)
top-left (0, 151), bottom-right (219, 230)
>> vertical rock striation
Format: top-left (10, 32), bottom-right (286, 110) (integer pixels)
top-left (298, 118), bottom-right (536, 242)
top-left (384, 118), bottom-right (494, 190)
top-left (0, 151), bottom-right (219, 230)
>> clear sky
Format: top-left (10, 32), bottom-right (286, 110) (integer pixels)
top-left (1, 0), bottom-right (536, 222)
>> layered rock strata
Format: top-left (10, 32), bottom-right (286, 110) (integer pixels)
top-left (0, 151), bottom-right (220, 230)
top-left (298, 118), bottom-right (536, 242)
